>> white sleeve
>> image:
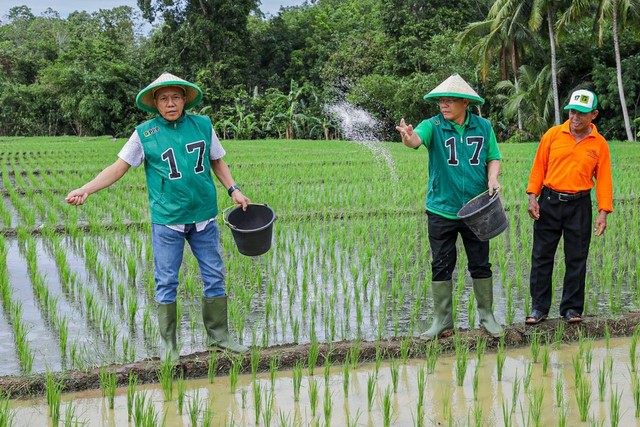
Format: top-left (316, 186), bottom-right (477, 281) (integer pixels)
top-left (209, 128), bottom-right (226, 160)
top-left (118, 130), bottom-right (144, 168)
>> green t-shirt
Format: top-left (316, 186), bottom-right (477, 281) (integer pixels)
top-left (414, 111), bottom-right (501, 219)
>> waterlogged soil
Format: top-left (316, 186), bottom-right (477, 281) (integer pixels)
top-left (3, 312), bottom-right (640, 398)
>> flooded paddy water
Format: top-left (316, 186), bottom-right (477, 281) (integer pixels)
top-left (1, 137), bottom-right (640, 425)
top-left (7, 336), bottom-right (640, 426)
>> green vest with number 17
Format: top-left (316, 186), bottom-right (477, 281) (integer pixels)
top-left (136, 113), bottom-right (218, 225)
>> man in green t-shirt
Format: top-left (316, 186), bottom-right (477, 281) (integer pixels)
top-left (395, 73), bottom-right (504, 338)
top-left (66, 73), bottom-right (250, 359)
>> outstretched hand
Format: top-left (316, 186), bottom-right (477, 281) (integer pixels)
top-left (65, 189), bottom-right (89, 206)
top-left (396, 118), bottom-right (414, 142)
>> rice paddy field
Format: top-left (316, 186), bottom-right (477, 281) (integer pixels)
top-left (1, 136), bottom-right (640, 426)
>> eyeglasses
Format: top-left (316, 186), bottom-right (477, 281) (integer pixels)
top-left (437, 98), bottom-right (460, 106)
top-left (156, 94), bottom-right (185, 104)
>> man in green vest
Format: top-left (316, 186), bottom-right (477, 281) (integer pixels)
top-left (66, 72), bottom-right (249, 359)
top-left (395, 73), bottom-right (504, 339)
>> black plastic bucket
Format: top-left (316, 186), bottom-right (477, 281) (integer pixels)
top-left (224, 204), bottom-right (276, 256)
top-left (457, 190), bottom-right (508, 241)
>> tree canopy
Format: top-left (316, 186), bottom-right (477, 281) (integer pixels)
top-left (1, 0), bottom-right (638, 140)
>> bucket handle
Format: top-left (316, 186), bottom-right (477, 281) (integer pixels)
top-left (469, 188), bottom-right (500, 204)
top-left (222, 203), bottom-right (273, 229)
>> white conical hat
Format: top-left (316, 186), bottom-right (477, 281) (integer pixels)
top-left (424, 73), bottom-right (484, 105)
top-left (136, 72), bottom-right (203, 114)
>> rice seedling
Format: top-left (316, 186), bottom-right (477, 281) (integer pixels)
top-left (263, 387), bottom-right (274, 427)
top-left (126, 373), bottom-right (137, 420)
top-left (323, 385), bottom-right (333, 427)
top-left (45, 370), bottom-right (62, 425)
top-left (416, 365), bottom-right (426, 411)
top-left (158, 358), bottom-right (174, 401)
top-left (349, 340), bottom-right (361, 369)
top-left (230, 356), bottom-right (242, 393)
top-left (632, 369), bottom-right (640, 417)
top-left (598, 359), bottom-right (608, 401)
top-left (575, 375), bottom-right (592, 422)
top-left (529, 386), bottom-right (544, 427)
top-left (367, 373), bottom-right (376, 412)
top-left (308, 339), bottom-right (320, 375)
top-left (454, 334), bottom-right (470, 386)
top-left (511, 374), bottom-right (520, 414)
top-left (442, 386), bottom-right (453, 424)
top-left (610, 385), bottom-right (622, 427)
top-left (187, 390), bottom-right (202, 427)
top-left (61, 401), bottom-right (81, 427)
top-left (523, 362), bottom-right (533, 391)
top-left (270, 354), bottom-right (280, 386)
top-left (308, 378), bottom-right (319, 417)
top-left (530, 331), bottom-right (541, 363)
top-left (0, 392), bottom-right (15, 426)
top-left (631, 325), bottom-right (640, 371)
top-left (500, 398), bottom-right (512, 427)
top-left (400, 336), bottom-right (411, 363)
top-left (582, 338), bottom-right (593, 373)
top-left (496, 339), bottom-right (506, 381)
top-left (475, 336), bottom-right (487, 363)
top-left (557, 404), bottom-right (567, 427)
top-left (202, 400), bottom-right (214, 427)
top-left (176, 373), bottom-right (186, 415)
top-left (541, 343), bottom-right (551, 376)
top-left (293, 361), bottom-right (303, 401)
top-left (208, 352), bottom-right (218, 383)
top-left (99, 368), bottom-right (117, 409)
top-left (382, 386), bottom-right (392, 427)
top-left (389, 358), bottom-right (399, 393)
top-left (346, 409), bottom-right (362, 427)
top-left (253, 382), bottom-right (262, 424)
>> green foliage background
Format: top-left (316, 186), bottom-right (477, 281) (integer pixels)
top-left (0, 0), bottom-right (638, 141)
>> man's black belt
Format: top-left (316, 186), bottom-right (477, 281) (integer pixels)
top-left (544, 187), bottom-right (591, 202)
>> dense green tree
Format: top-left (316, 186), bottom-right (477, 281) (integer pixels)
top-left (380, 0), bottom-right (485, 76)
top-left (561, 0), bottom-right (640, 141)
top-left (138, 0), bottom-right (259, 110)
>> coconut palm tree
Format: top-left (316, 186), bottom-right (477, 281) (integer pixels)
top-left (529, 0), bottom-right (574, 125)
top-left (496, 64), bottom-right (556, 139)
top-left (561, 0), bottom-right (640, 141)
top-left (460, 1), bottom-right (539, 132)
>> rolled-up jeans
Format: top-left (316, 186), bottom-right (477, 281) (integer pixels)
top-left (152, 221), bottom-right (226, 304)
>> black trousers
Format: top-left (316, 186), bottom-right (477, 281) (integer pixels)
top-left (529, 188), bottom-right (592, 316)
top-left (427, 212), bottom-right (492, 281)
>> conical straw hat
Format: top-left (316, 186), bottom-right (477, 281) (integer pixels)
top-left (424, 73), bottom-right (484, 105)
top-left (136, 72), bottom-right (203, 114)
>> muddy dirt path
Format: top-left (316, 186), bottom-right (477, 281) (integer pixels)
top-left (2, 313), bottom-right (639, 397)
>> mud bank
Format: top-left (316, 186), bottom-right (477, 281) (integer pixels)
top-left (3, 312), bottom-right (639, 398)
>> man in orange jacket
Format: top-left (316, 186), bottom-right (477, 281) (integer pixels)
top-left (525, 89), bottom-right (613, 324)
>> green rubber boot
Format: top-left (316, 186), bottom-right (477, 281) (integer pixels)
top-left (421, 280), bottom-right (454, 339)
top-left (202, 296), bottom-right (249, 353)
top-left (157, 302), bottom-right (179, 361)
top-left (473, 277), bottom-right (504, 337)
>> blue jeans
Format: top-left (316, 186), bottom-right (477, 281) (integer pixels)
top-left (152, 221), bottom-right (226, 304)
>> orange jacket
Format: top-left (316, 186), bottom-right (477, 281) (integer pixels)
top-left (526, 120), bottom-right (613, 212)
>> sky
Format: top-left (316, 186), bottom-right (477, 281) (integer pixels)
top-left (0, 0), bottom-right (306, 22)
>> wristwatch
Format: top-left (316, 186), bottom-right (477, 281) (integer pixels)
top-left (227, 184), bottom-right (240, 197)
